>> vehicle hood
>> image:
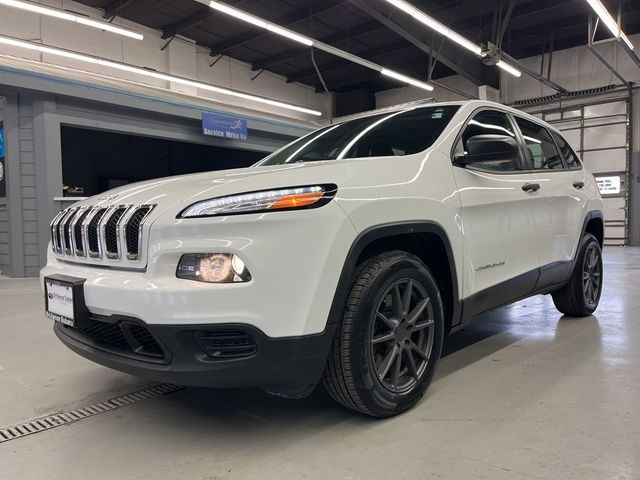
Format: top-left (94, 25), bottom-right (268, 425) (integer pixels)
top-left (71, 153), bottom-right (433, 216)
top-left (73, 162), bottom-right (349, 213)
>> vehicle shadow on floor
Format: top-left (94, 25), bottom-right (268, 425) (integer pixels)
top-left (154, 300), bottom-right (583, 426)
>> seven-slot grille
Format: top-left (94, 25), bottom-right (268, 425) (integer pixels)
top-left (50, 204), bottom-right (155, 262)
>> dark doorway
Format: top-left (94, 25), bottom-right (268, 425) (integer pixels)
top-left (61, 126), bottom-right (267, 197)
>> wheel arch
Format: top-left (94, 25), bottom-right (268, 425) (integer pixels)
top-left (584, 211), bottom-right (604, 247)
top-left (327, 222), bottom-right (461, 334)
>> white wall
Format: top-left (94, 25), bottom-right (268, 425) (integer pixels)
top-left (0, 0), bottom-right (328, 122)
top-left (501, 32), bottom-right (640, 103)
top-left (376, 33), bottom-right (640, 108)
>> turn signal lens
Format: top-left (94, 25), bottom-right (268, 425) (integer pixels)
top-left (176, 253), bottom-right (252, 283)
top-left (178, 184), bottom-right (337, 218)
top-left (268, 191), bottom-right (325, 210)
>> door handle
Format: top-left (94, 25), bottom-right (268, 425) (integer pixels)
top-left (573, 181), bottom-right (585, 189)
top-left (522, 183), bottom-right (541, 193)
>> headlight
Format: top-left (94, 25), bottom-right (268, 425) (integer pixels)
top-left (178, 184), bottom-right (337, 218)
top-left (176, 253), bottom-right (252, 283)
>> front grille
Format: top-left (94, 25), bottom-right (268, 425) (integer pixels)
top-left (125, 206), bottom-right (152, 259)
top-left (128, 324), bottom-right (164, 356)
top-left (104, 207), bottom-right (127, 258)
top-left (50, 204), bottom-right (155, 263)
top-left (66, 318), bottom-right (166, 361)
top-left (87, 208), bottom-right (107, 256)
top-left (62, 209), bottom-right (77, 255)
top-left (73, 209), bottom-right (92, 256)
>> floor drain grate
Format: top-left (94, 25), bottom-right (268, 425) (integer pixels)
top-left (0, 383), bottom-right (183, 444)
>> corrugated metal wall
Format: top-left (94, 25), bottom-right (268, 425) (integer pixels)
top-left (17, 96), bottom-right (40, 276)
top-left (0, 203), bottom-right (8, 275)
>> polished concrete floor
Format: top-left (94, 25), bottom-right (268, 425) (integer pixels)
top-left (0, 246), bottom-right (638, 479)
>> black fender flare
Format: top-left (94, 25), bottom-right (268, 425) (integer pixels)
top-left (326, 221), bottom-right (461, 328)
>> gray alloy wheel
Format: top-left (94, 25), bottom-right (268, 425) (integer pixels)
top-left (322, 250), bottom-right (444, 417)
top-left (552, 233), bottom-right (603, 317)
top-left (370, 278), bottom-right (435, 394)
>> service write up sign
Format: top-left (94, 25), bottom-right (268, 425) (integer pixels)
top-left (202, 112), bottom-right (248, 141)
top-left (0, 126), bottom-right (6, 198)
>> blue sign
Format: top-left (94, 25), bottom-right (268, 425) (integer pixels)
top-left (0, 127), bottom-right (4, 158)
top-left (202, 112), bottom-right (248, 141)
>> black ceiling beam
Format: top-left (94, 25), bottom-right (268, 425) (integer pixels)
top-left (251, 20), bottom-right (383, 72)
top-left (102, 0), bottom-right (138, 19)
top-left (288, 40), bottom-right (418, 84)
top-left (161, 0), bottom-right (249, 40)
top-left (161, 8), bottom-right (215, 39)
top-left (349, 0), bottom-right (492, 87)
top-left (208, 0), bottom-right (345, 55)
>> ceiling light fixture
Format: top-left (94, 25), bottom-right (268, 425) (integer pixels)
top-left (585, 0), bottom-right (634, 49)
top-left (0, 34), bottom-right (322, 116)
top-left (0, 0), bottom-right (144, 40)
top-left (496, 60), bottom-right (521, 78)
top-left (380, 69), bottom-right (434, 91)
top-left (384, 0), bottom-right (481, 55)
top-left (204, 0), bottom-right (433, 91)
top-left (381, 0), bottom-right (522, 77)
top-left (209, 1), bottom-right (313, 46)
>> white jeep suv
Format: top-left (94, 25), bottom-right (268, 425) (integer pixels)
top-left (41, 100), bottom-right (604, 417)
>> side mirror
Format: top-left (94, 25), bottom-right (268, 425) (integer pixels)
top-left (454, 134), bottom-right (519, 167)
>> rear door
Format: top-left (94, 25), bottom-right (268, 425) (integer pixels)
top-left (513, 116), bottom-right (589, 267)
top-left (452, 109), bottom-right (545, 298)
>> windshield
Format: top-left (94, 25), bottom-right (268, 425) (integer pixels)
top-left (257, 105), bottom-right (460, 166)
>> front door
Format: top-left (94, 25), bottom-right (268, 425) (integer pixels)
top-left (452, 109), bottom-right (546, 299)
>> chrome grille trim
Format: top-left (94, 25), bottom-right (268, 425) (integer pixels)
top-left (62, 208), bottom-right (78, 256)
top-left (50, 210), bottom-right (66, 254)
top-left (50, 203), bottom-right (156, 265)
top-left (124, 205), bottom-right (155, 261)
top-left (104, 205), bottom-right (132, 260)
top-left (72, 208), bottom-right (91, 257)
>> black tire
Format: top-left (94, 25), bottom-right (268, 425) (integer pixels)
top-left (322, 250), bottom-right (444, 417)
top-left (552, 233), bottom-right (603, 317)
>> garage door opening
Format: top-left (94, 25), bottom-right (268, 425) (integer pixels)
top-left (61, 126), bottom-right (267, 197)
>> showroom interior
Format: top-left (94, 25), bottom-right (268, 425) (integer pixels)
top-left (0, 0), bottom-right (639, 478)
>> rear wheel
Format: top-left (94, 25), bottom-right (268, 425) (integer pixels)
top-left (322, 251), bottom-right (444, 417)
top-left (552, 233), bottom-right (603, 316)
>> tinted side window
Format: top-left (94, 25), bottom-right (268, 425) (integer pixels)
top-left (551, 131), bottom-right (582, 169)
top-left (515, 117), bottom-right (564, 170)
top-left (454, 110), bottom-right (521, 171)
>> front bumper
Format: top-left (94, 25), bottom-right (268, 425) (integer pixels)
top-left (54, 315), bottom-right (336, 398)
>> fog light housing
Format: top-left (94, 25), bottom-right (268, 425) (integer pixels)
top-left (176, 253), bottom-right (252, 283)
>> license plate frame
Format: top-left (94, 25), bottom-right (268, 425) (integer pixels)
top-left (44, 274), bottom-right (89, 328)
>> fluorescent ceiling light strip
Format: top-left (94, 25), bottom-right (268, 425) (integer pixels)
top-left (496, 60), bottom-right (521, 78)
top-left (384, 0), bottom-right (481, 55)
top-left (0, 0), bottom-right (143, 39)
top-left (585, 0), bottom-right (634, 50)
top-left (383, 0), bottom-right (526, 79)
top-left (380, 69), bottom-right (434, 91)
top-left (209, 1), bottom-right (312, 46)
top-left (206, 0), bottom-right (433, 90)
top-left (0, 35), bottom-right (321, 116)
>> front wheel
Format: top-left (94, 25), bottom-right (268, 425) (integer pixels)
top-left (552, 233), bottom-right (603, 317)
top-left (322, 251), bottom-right (444, 417)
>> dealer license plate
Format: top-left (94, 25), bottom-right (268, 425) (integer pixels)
top-left (45, 277), bottom-right (77, 327)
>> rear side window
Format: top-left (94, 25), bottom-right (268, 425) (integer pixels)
top-left (515, 117), bottom-right (564, 170)
top-left (551, 131), bottom-right (582, 169)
